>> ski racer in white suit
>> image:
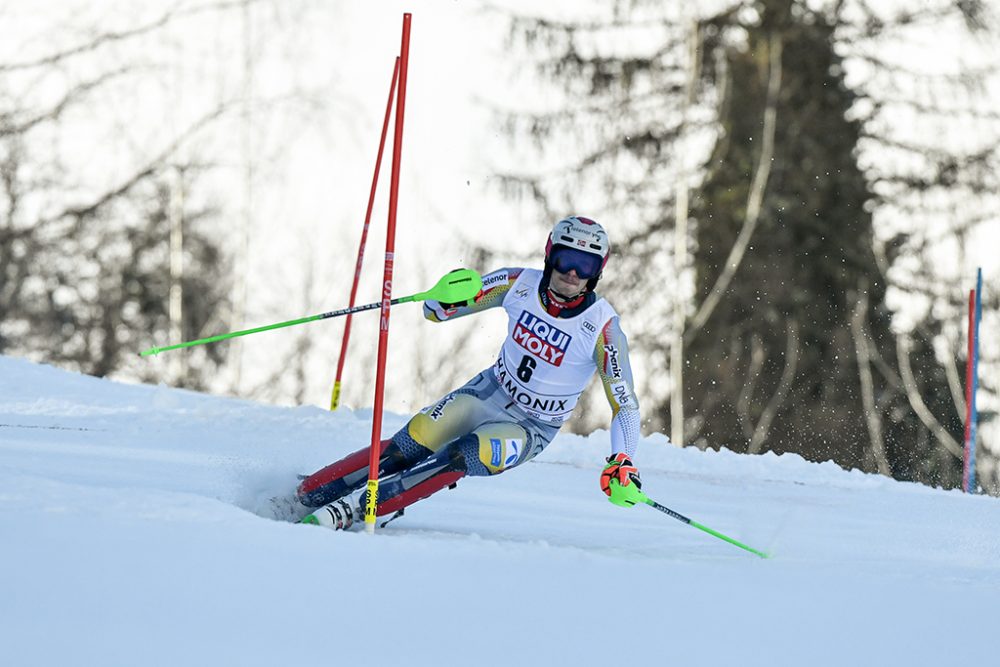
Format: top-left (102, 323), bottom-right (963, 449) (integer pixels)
top-left (297, 216), bottom-right (643, 529)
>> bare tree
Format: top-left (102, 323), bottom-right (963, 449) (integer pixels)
top-left (1, 1), bottom-right (370, 402)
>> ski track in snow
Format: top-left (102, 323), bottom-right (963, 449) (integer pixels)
top-left (1, 355), bottom-right (998, 667)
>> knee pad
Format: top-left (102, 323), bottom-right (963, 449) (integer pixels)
top-left (469, 423), bottom-right (530, 475)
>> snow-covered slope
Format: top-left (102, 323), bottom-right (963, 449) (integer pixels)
top-left (1, 355), bottom-right (997, 666)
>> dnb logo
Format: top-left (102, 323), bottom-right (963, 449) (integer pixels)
top-left (490, 438), bottom-right (522, 468)
top-left (513, 311), bottom-right (571, 366)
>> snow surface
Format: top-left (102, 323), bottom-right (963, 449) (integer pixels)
top-left (1, 355), bottom-right (998, 666)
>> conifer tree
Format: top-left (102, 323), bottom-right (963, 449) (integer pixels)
top-left (500, 0), bottom-right (993, 488)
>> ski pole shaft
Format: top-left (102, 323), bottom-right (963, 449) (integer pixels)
top-left (139, 268), bottom-right (481, 357)
top-left (642, 495), bottom-right (770, 559)
top-left (139, 299), bottom-right (398, 357)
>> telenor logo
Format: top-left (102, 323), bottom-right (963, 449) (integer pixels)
top-left (513, 311), bottom-right (571, 365)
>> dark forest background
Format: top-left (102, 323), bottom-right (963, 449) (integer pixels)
top-left (492, 0), bottom-right (998, 492)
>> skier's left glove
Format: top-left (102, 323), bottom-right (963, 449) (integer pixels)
top-left (601, 453), bottom-right (641, 496)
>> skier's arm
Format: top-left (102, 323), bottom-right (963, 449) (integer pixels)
top-left (424, 268), bottom-right (523, 322)
top-left (593, 317), bottom-right (641, 459)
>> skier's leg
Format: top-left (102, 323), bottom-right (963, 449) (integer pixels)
top-left (393, 391), bottom-right (489, 460)
top-left (368, 444), bottom-right (468, 516)
top-left (300, 371), bottom-right (555, 525)
top-left (297, 376), bottom-right (494, 508)
top-left (301, 441), bottom-right (467, 528)
top-left (301, 415), bottom-right (554, 528)
top-left (459, 421), bottom-right (536, 476)
top-left (365, 420), bottom-right (539, 516)
top-left (296, 438), bottom-right (395, 507)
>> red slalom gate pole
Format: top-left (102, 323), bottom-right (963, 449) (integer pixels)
top-left (330, 57), bottom-right (401, 411)
top-left (365, 14), bottom-right (412, 534)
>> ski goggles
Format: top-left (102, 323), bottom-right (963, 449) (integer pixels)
top-left (550, 245), bottom-right (603, 280)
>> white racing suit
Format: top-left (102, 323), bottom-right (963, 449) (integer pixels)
top-left (296, 267), bottom-right (640, 516)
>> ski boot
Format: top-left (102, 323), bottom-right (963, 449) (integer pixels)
top-left (299, 489), bottom-right (363, 530)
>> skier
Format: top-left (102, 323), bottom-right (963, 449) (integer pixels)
top-left (294, 216), bottom-right (643, 529)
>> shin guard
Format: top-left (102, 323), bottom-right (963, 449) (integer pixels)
top-left (297, 439), bottom-right (391, 507)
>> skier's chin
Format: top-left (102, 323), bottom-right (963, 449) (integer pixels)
top-left (551, 278), bottom-right (583, 298)
top-left (550, 285), bottom-right (584, 301)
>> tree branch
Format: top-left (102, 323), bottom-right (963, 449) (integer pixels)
top-left (748, 319), bottom-right (800, 455)
top-left (686, 31), bottom-right (782, 343)
top-left (736, 333), bottom-right (765, 440)
top-left (0, 0), bottom-right (265, 73)
top-left (1, 67), bottom-right (134, 137)
top-left (937, 334), bottom-right (968, 429)
top-left (896, 333), bottom-right (964, 459)
top-left (851, 284), bottom-right (893, 476)
top-left (39, 101), bottom-right (234, 226)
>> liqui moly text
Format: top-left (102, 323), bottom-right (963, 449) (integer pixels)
top-left (513, 311), bottom-right (571, 366)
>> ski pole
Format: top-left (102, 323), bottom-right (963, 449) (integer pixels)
top-left (609, 480), bottom-right (770, 558)
top-left (642, 494), bottom-right (770, 559)
top-left (139, 268), bottom-right (481, 357)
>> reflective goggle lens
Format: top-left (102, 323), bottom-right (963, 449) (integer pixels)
top-left (551, 246), bottom-right (602, 280)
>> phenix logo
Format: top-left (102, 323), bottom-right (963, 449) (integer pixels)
top-left (603, 344), bottom-right (622, 379)
top-left (513, 311), bottom-right (571, 365)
